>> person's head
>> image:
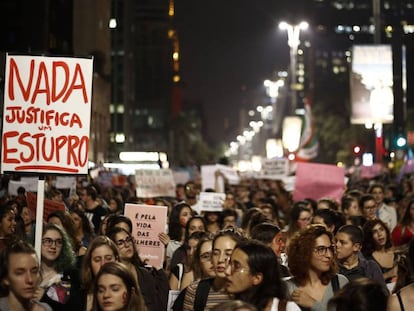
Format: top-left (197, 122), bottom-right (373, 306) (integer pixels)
top-left (107, 227), bottom-right (143, 267)
top-left (341, 195), bottom-right (362, 217)
top-left (359, 194), bottom-right (377, 220)
top-left (168, 202), bottom-right (194, 241)
top-left (92, 261), bottom-right (146, 311)
top-left (225, 240), bottom-right (287, 309)
top-left (185, 215), bottom-right (207, 241)
top-left (257, 203), bottom-right (277, 224)
top-left (222, 209), bottom-right (238, 229)
top-left (192, 234), bottom-right (215, 280)
top-left (394, 239), bottom-right (414, 292)
top-left (212, 228), bottom-right (246, 279)
top-left (184, 181), bottom-right (200, 200)
top-left (327, 278), bottom-right (387, 311)
top-left (335, 225), bottom-right (364, 262)
top-left (250, 222), bottom-right (285, 257)
top-left (317, 198), bottom-right (339, 211)
top-left (108, 197), bottom-right (123, 214)
top-left (106, 215), bottom-right (133, 234)
top-left (240, 208), bottom-right (268, 237)
top-left (368, 183), bottom-right (385, 206)
top-left (82, 235), bottom-right (120, 290)
top-left (17, 205), bottom-right (33, 227)
top-left (0, 205), bottom-right (17, 237)
top-left (289, 201), bottom-right (313, 234)
top-left (288, 225), bottom-right (338, 286)
top-left (0, 240), bottom-right (40, 301)
top-left (312, 209), bottom-right (345, 235)
top-left (70, 206), bottom-right (94, 236)
top-left (362, 219), bottom-right (392, 257)
top-left (41, 223), bottom-right (76, 271)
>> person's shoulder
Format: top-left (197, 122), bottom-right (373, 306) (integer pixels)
top-left (337, 273), bottom-right (349, 286)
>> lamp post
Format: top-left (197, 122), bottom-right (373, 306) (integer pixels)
top-left (279, 21), bottom-right (308, 113)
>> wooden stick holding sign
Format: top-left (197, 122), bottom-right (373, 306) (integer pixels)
top-left (34, 178), bottom-right (45, 258)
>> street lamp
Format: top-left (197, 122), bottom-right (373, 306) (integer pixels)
top-left (279, 21), bottom-right (308, 113)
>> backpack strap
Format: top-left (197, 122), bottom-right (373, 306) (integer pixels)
top-left (177, 263), bottom-right (184, 289)
top-left (278, 299), bottom-right (287, 311)
top-left (194, 278), bottom-right (214, 311)
top-left (331, 274), bottom-right (340, 293)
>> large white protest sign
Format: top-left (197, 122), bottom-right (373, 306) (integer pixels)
top-left (135, 169), bottom-right (176, 197)
top-left (258, 158), bottom-right (289, 180)
top-left (1, 54), bottom-right (93, 174)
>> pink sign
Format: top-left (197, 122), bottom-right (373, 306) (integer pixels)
top-left (124, 203), bottom-right (167, 269)
top-left (293, 162), bottom-right (345, 202)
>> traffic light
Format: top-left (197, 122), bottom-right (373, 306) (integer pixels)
top-left (394, 133), bottom-right (407, 149)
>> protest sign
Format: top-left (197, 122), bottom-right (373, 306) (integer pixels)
top-left (124, 203), bottom-right (167, 269)
top-left (1, 54), bottom-right (93, 174)
top-left (198, 192), bottom-right (225, 213)
top-left (293, 162), bottom-right (345, 202)
top-left (27, 192), bottom-right (66, 222)
top-left (135, 169), bottom-right (175, 198)
top-left (258, 158), bottom-right (289, 180)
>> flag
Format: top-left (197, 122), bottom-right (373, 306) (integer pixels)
top-left (295, 98), bottom-right (319, 161)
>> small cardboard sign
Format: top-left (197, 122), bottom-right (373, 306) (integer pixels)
top-left (198, 192), bottom-right (225, 212)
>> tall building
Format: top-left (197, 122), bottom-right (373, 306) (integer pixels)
top-left (109, 0), bottom-right (180, 162)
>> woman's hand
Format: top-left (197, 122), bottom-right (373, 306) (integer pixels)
top-left (291, 288), bottom-right (316, 308)
top-left (158, 232), bottom-right (170, 246)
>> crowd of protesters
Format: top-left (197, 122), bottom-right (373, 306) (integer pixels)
top-left (1, 170), bottom-right (414, 310)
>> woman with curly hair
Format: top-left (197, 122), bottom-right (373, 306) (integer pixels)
top-left (37, 223), bottom-right (81, 310)
top-left (362, 219), bottom-right (397, 284)
top-left (92, 261), bottom-right (147, 311)
top-left (287, 225), bottom-right (348, 310)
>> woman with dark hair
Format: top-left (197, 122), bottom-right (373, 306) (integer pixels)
top-left (328, 278), bottom-right (387, 311)
top-left (388, 239), bottom-right (414, 310)
top-left (362, 219), bottom-right (397, 283)
top-left (204, 211), bottom-right (223, 234)
top-left (70, 206), bottom-right (95, 249)
top-left (286, 201), bottom-right (313, 244)
top-left (170, 215), bottom-right (207, 271)
top-left (107, 227), bottom-right (168, 311)
top-left (106, 215), bottom-right (133, 233)
top-left (180, 233), bottom-right (215, 290)
top-left (312, 209), bottom-right (345, 235)
top-left (391, 198), bottom-right (414, 247)
top-left (178, 228), bottom-right (246, 311)
top-left (287, 225), bottom-right (348, 310)
top-left (225, 239), bottom-right (300, 311)
top-left (0, 205), bottom-right (17, 242)
top-left (37, 223), bottom-right (81, 310)
top-left (166, 203), bottom-right (195, 269)
top-left (92, 261), bottom-right (147, 311)
top-left (108, 197), bottom-right (124, 215)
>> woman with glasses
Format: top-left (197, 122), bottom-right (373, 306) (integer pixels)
top-left (287, 225), bottom-right (348, 311)
top-left (179, 228), bottom-right (246, 311)
top-left (107, 227), bottom-right (167, 311)
top-left (225, 239), bottom-right (300, 311)
top-left (37, 223), bottom-right (81, 311)
top-left (180, 233), bottom-right (215, 290)
top-left (92, 261), bottom-right (147, 311)
top-left (76, 235), bottom-right (120, 311)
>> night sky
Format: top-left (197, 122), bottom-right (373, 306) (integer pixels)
top-left (175, 1), bottom-right (303, 144)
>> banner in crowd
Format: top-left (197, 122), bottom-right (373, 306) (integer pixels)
top-left (293, 162), bottom-right (345, 202)
top-left (197, 192), bottom-right (225, 213)
top-left (135, 169), bottom-right (176, 198)
top-left (26, 192), bottom-right (66, 222)
top-left (124, 203), bottom-right (167, 269)
top-left (1, 54), bottom-right (93, 174)
top-left (257, 158), bottom-right (289, 180)
top-left (201, 164), bottom-right (240, 192)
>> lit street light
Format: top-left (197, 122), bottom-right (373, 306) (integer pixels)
top-left (279, 21), bottom-right (308, 113)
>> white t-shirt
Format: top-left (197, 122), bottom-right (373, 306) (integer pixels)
top-left (271, 297), bottom-right (301, 311)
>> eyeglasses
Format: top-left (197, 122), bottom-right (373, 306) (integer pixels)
top-left (228, 261), bottom-right (249, 274)
top-left (314, 245), bottom-right (336, 256)
top-left (42, 238), bottom-right (63, 247)
top-left (200, 252), bottom-right (212, 262)
top-left (116, 236), bottom-right (134, 248)
top-left (364, 204), bottom-right (377, 210)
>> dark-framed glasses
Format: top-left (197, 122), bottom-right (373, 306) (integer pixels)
top-left (42, 238), bottom-right (63, 247)
top-left (116, 236), bottom-right (134, 248)
top-left (314, 245), bottom-right (336, 256)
